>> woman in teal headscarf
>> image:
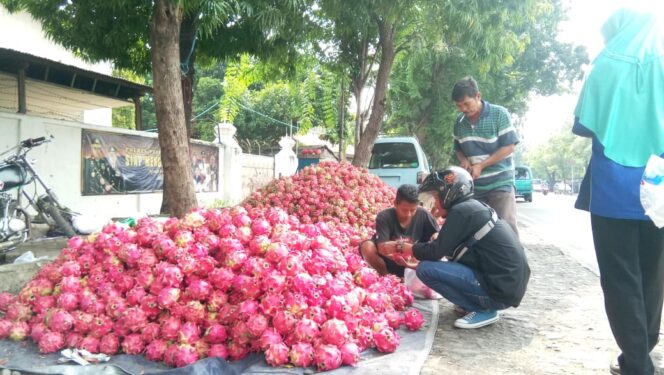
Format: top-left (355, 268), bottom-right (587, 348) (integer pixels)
top-left (573, 6), bottom-right (664, 375)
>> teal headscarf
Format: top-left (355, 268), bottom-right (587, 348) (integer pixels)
top-left (574, 7), bottom-right (664, 167)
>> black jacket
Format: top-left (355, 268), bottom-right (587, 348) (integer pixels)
top-left (412, 199), bottom-right (530, 307)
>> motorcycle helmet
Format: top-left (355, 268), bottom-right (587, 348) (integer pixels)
top-left (419, 166), bottom-right (474, 209)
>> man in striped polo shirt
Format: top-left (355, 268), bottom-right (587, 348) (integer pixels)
top-left (452, 77), bottom-right (520, 237)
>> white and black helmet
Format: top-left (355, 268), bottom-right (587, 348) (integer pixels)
top-left (419, 166), bottom-right (474, 209)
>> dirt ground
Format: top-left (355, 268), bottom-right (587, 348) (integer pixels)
top-left (420, 229), bottom-right (664, 375)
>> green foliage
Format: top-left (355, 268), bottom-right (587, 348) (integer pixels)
top-left (524, 123), bottom-right (591, 186)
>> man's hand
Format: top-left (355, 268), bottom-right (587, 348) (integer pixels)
top-left (429, 232), bottom-right (439, 241)
top-left (392, 253), bottom-right (419, 269)
top-left (470, 164), bottom-right (483, 179)
top-left (460, 159), bottom-right (472, 171)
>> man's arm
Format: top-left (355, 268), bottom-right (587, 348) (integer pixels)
top-left (572, 117), bottom-right (594, 138)
top-left (470, 144), bottom-right (516, 179)
top-left (456, 149), bottom-right (472, 170)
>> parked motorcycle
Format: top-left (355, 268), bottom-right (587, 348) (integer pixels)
top-left (0, 136), bottom-right (77, 251)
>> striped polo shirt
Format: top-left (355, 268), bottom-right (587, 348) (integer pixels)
top-left (453, 100), bottom-right (519, 196)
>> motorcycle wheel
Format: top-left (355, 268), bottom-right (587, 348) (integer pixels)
top-left (0, 208), bottom-right (31, 252)
top-left (38, 197), bottom-right (76, 237)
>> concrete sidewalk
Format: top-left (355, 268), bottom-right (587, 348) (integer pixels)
top-left (421, 229), bottom-right (664, 375)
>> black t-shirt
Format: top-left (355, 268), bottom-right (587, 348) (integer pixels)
top-left (373, 207), bottom-right (439, 245)
top-left (412, 199), bottom-right (530, 307)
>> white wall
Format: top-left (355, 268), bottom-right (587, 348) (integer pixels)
top-left (0, 112), bottom-right (225, 219)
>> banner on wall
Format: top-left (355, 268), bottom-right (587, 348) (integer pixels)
top-left (81, 129), bottom-right (218, 195)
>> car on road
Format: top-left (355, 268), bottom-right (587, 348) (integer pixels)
top-left (553, 182), bottom-right (573, 194)
top-left (368, 136), bottom-right (430, 189)
top-left (532, 178), bottom-right (549, 195)
top-left (514, 166), bottom-right (533, 202)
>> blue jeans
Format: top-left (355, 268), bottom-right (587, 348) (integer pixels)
top-left (416, 260), bottom-right (509, 312)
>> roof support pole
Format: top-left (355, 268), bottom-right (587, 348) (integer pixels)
top-left (17, 63), bottom-right (28, 114)
top-left (133, 96), bottom-right (143, 131)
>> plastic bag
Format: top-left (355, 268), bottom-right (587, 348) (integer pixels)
top-left (641, 154), bottom-right (664, 228)
top-left (404, 268), bottom-right (442, 300)
top-left (13, 251), bottom-right (50, 264)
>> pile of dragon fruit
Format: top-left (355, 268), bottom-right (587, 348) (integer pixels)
top-left (0, 163), bottom-right (426, 371)
top-left (243, 161), bottom-right (395, 229)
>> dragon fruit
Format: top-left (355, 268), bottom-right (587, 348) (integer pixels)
top-left (0, 292), bottom-right (15, 312)
top-left (79, 336), bottom-right (100, 353)
top-left (186, 278), bottom-right (211, 301)
top-left (9, 321), bottom-right (30, 341)
top-left (6, 302), bottom-right (32, 322)
top-left (90, 315), bottom-right (113, 337)
top-left (320, 319), bottom-right (349, 346)
top-left (265, 342), bottom-right (290, 367)
top-left (204, 324), bottom-right (227, 344)
top-left (121, 333), bottom-right (145, 355)
top-left (247, 314), bottom-right (268, 337)
top-left (259, 327), bottom-right (283, 351)
top-left (73, 311), bottom-right (94, 334)
top-left (227, 340), bottom-right (250, 361)
top-left (122, 307), bottom-right (148, 332)
top-left (403, 309), bottom-right (425, 331)
top-left (170, 343), bottom-right (200, 367)
top-left (384, 309), bottom-right (403, 330)
top-left (289, 342), bottom-right (314, 367)
top-left (65, 332), bottom-right (84, 348)
top-left (145, 339), bottom-right (169, 362)
top-left (272, 310), bottom-right (298, 335)
top-left (57, 292), bottom-right (79, 311)
top-left (373, 327), bottom-right (399, 353)
top-left (28, 322), bottom-right (48, 342)
top-left (48, 309), bottom-right (74, 333)
top-left (294, 318), bottom-right (320, 343)
top-left (99, 333), bottom-right (120, 355)
top-left (38, 331), bottom-right (65, 353)
top-left (314, 343), bottom-right (343, 371)
top-left (208, 344), bottom-right (229, 359)
top-left (33, 295), bottom-right (56, 314)
top-left (340, 342), bottom-right (360, 366)
top-left (158, 287), bottom-right (181, 309)
top-left (141, 322), bottom-right (161, 342)
top-left (179, 321), bottom-right (201, 345)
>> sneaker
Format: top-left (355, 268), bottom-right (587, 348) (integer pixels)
top-left (609, 357), bottom-right (620, 375)
top-left (454, 310), bottom-right (499, 329)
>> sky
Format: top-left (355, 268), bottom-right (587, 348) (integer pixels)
top-left (521, 0), bottom-right (661, 148)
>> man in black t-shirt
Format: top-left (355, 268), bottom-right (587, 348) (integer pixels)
top-left (359, 184), bottom-right (439, 277)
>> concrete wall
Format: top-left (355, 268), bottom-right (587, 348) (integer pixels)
top-left (241, 154), bottom-right (275, 199)
top-left (0, 112), bottom-right (224, 218)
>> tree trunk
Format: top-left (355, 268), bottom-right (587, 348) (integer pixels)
top-left (180, 13), bottom-right (198, 140)
top-left (151, 0), bottom-right (197, 217)
top-left (352, 19), bottom-right (396, 167)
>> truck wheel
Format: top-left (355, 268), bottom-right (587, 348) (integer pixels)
top-left (525, 194), bottom-right (533, 202)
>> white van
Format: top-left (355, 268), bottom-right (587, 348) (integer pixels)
top-left (368, 136), bottom-right (431, 189)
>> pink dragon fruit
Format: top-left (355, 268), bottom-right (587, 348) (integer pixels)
top-left (403, 309), bottom-right (425, 331)
top-left (105, 296), bottom-right (128, 319)
top-left (208, 344), bottom-right (228, 359)
top-left (265, 342), bottom-right (290, 367)
top-left (204, 323), bottom-right (228, 344)
top-left (145, 339), bottom-right (169, 362)
top-left (73, 311), bottom-right (94, 334)
top-left (140, 295), bottom-right (160, 318)
top-left (206, 290), bottom-right (229, 312)
top-left (170, 343), bottom-right (199, 367)
top-left (0, 292), bottom-right (15, 312)
top-left (56, 292), bottom-right (79, 311)
top-left (340, 342), bottom-right (360, 366)
top-left (325, 295), bottom-right (352, 320)
top-left (238, 299), bottom-right (260, 320)
top-left (99, 333), bottom-right (120, 355)
top-left (229, 321), bottom-right (252, 346)
top-left (178, 321), bottom-right (201, 345)
top-left (209, 267), bottom-right (235, 292)
top-left (354, 267), bottom-right (379, 288)
top-left (156, 263), bottom-right (184, 287)
top-left (251, 218), bottom-right (271, 236)
top-left (259, 327), bottom-right (283, 351)
top-left (294, 318), bottom-right (320, 343)
top-left (384, 309), bottom-right (403, 329)
top-left (90, 315), bottom-right (113, 337)
top-left (60, 260), bottom-right (82, 277)
top-left (79, 336), bottom-right (101, 353)
top-left (126, 286), bottom-right (147, 306)
top-left (121, 333), bottom-right (145, 355)
top-left (227, 340), bottom-right (250, 361)
top-left (320, 318), bottom-right (349, 346)
top-left (314, 343), bottom-right (343, 371)
top-left (67, 236), bottom-right (85, 250)
top-left (355, 325), bottom-right (374, 351)
top-left (272, 310), bottom-right (298, 335)
top-left (6, 301), bottom-right (32, 322)
top-left (9, 321), bottom-right (29, 341)
top-left (141, 322), bottom-right (161, 342)
top-left (289, 342), bottom-right (314, 367)
top-left (65, 332), bottom-right (84, 348)
top-left (246, 314), bottom-right (268, 337)
top-left (122, 307), bottom-right (148, 332)
top-left (33, 295), bottom-right (56, 314)
top-left (28, 322), bottom-right (48, 342)
top-left (373, 327), bottom-right (400, 353)
top-left (38, 331), bottom-right (65, 353)
top-left (158, 287), bottom-right (181, 308)
top-left (48, 309), bottom-right (74, 333)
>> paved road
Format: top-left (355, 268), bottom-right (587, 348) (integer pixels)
top-left (516, 192), bottom-right (598, 275)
